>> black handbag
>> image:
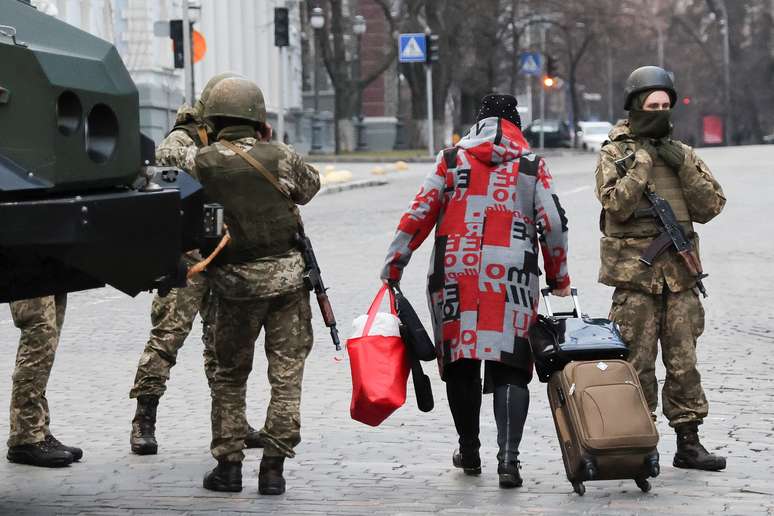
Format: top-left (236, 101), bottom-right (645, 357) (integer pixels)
top-left (391, 285), bottom-right (437, 362)
top-left (529, 288), bottom-right (629, 382)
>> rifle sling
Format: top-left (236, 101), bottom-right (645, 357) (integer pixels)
top-left (219, 139), bottom-right (303, 221)
top-left (219, 140), bottom-right (291, 201)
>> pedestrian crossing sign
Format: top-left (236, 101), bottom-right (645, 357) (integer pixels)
top-left (519, 52), bottom-right (542, 76)
top-left (399, 33), bottom-right (427, 63)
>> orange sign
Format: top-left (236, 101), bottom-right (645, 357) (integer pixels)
top-left (192, 30), bottom-right (207, 63)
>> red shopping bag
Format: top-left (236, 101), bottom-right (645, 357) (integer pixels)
top-left (347, 285), bottom-right (410, 426)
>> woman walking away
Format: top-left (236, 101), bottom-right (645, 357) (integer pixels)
top-left (381, 94), bottom-right (571, 488)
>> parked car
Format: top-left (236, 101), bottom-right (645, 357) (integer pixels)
top-left (576, 121), bottom-right (614, 152)
top-left (522, 119), bottom-right (572, 148)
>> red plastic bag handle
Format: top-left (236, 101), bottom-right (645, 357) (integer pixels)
top-left (361, 284), bottom-right (397, 337)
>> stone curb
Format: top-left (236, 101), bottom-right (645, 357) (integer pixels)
top-left (318, 178), bottom-right (390, 195)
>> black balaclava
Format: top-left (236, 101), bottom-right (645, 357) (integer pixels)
top-left (628, 90), bottom-right (672, 138)
top-left (476, 94), bottom-right (522, 130)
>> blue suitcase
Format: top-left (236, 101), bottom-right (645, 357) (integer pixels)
top-left (529, 288), bottom-right (629, 382)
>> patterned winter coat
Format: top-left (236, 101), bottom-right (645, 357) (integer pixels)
top-left (381, 117), bottom-right (570, 379)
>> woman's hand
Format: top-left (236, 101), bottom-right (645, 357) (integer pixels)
top-left (552, 285), bottom-right (572, 297)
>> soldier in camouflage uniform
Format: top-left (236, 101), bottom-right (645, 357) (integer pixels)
top-left (129, 72), bottom-right (262, 455)
top-left (190, 77), bottom-right (320, 495)
top-left (7, 295), bottom-right (83, 467)
top-left (595, 66), bottom-right (727, 471)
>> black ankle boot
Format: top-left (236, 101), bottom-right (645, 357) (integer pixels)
top-left (497, 460), bottom-right (523, 488)
top-left (130, 395), bottom-right (159, 455)
top-left (673, 423), bottom-right (726, 471)
top-left (7, 440), bottom-right (73, 468)
top-left (45, 434), bottom-right (83, 462)
top-left (203, 460), bottom-right (242, 492)
top-left (259, 456), bottom-right (286, 495)
top-left (452, 448), bottom-right (482, 475)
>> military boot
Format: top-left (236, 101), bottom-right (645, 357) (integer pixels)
top-left (258, 456), bottom-right (286, 495)
top-left (203, 460), bottom-right (242, 492)
top-left (45, 434), bottom-right (83, 462)
top-left (130, 395), bottom-right (159, 455)
top-left (244, 425), bottom-right (264, 449)
top-left (673, 423), bottom-right (726, 471)
top-left (7, 440), bottom-right (73, 468)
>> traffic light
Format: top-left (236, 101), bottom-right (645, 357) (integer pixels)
top-left (542, 76), bottom-right (556, 88)
top-left (425, 32), bottom-right (439, 64)
top-left (546, 55), bottom-right (558, 79)
top-left (169, 19), bottom-right (184, 69)
top-left (169, 20), bottom-right (196, 69)
top-left (275, 7), bottom-right (289, 47)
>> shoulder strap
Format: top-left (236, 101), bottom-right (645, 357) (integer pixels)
top-left (519, 154), bottom-right (541, 177)
top-left (197, 126), bottom-right (209, 147)
top-left (219, 139), bottom-right (291, 201)
top-left (443, 147), bottom-right (459, 170)
top-left (218, 139), bottom-right (302, 225)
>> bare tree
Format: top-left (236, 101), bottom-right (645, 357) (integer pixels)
top-left (312, 0), bottom-right (399, 152)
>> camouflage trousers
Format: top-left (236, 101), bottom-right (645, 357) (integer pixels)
top-left (129, 259), bottom-right (216, 399)
top-left (609, 287), bottom-right (709, 427)
top-left (7, 294), bottom-right (67, 447)
top-left (210, 289), bottom-right (313, 462)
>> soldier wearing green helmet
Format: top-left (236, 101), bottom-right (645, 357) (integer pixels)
top-left (595, 66), bottom-right (727, 472)
top-left (193, 76), bottom-right (320, 496)
top-left (128, 72), bottom-right (263, 457)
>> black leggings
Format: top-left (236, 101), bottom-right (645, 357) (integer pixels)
top-left (445, 359), bottom-right (530, 462)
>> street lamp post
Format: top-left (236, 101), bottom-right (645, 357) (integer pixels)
top-left (353, 15), bottom-right (368, 151)
top-left (310, 7), bottom-right (325, 154)
top-left (394, 73), bottom-right (407, 150)
top-left (719, 4), bottom-right (731, 146)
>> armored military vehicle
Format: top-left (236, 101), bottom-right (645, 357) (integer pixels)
top-left (0, 0), bottom-right (210, 302)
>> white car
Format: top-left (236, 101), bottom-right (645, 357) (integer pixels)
top-left (577, 121), bottom-right (614, 152)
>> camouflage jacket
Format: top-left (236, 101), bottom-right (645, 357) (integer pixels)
top-left (192, 125), bottom-right (321, 300)
top-left (595, 121), bottom-right (726, 294)
top-left (155, 104), bottom-right (208, 168)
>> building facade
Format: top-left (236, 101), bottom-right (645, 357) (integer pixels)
top-left (31, 0), bottom-right (310, 148)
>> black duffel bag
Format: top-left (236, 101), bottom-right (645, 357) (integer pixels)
top-left (391, 285), bottom-right (437, 362)
top-left (529, 288), bottom-right (629, 382)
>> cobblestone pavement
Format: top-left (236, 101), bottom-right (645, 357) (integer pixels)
top-left (1, 147), bottom-right (773, 515)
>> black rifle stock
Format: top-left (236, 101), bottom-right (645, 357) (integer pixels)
top-left (614, 152), bottom-right (708, 297)
top-left (296, 230), bottom-right (341, 350)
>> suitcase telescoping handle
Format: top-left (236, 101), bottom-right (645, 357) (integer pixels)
top-left (540, 287), bottom-right (584, 319)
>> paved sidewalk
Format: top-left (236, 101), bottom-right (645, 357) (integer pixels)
top-left (0, 148), bottom-right (772, 515)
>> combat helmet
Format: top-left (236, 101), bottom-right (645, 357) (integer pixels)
top-left (203, 77), bottom-right (266, 124)
top-left (623, 66), bottom-right (676, 110)
top-left (194, 72), bottom-right (242, 118)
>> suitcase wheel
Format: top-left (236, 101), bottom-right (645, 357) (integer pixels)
top-left (645, 453), bottom-right (660, 478)
top-left (635, 478), bottom-right (651, 493)
top-left (572, 481), bottom-right (585, 496)
top-left (582, 459), bottom-right (598, 481)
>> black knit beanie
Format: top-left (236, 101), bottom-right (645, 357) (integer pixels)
top-left (476, 94), bottom-right (522, 129)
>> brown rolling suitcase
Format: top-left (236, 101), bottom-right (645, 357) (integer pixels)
top-left (547, 359), bottom-right (660, 495)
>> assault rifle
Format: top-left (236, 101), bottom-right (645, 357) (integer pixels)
top-left (614, 152), bottom-right (708, 297)
top-left (296, 229), bottom-right (341, 350)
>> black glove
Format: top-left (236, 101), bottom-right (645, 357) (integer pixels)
top-left (657, 139), bottom-right (685, 170)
